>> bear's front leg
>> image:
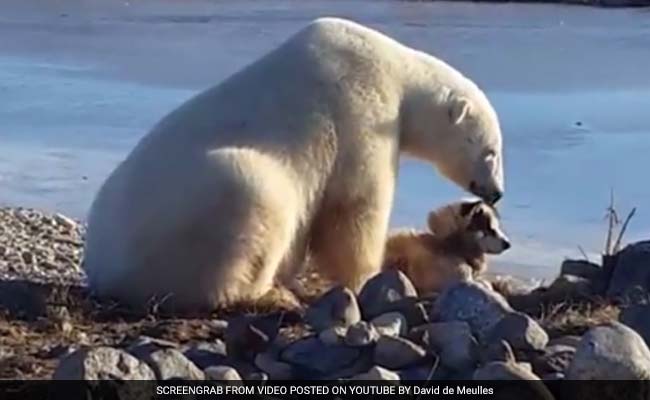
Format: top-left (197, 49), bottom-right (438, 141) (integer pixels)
top-left (309, 186), bottom-right (393, 292)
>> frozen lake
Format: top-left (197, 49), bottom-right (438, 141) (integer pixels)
top-left (2, 0), bottom-right (650, 280)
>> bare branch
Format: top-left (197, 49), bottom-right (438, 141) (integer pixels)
top-left (613, 207), bottom-right (637, 254)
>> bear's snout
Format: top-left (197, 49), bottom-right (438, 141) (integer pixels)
top-left (469, 181), bottom-right (502, 205)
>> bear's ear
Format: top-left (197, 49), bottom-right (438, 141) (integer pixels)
top-left (448, 96), bottom-right (471, 125)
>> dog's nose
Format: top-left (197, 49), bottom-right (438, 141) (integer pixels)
top-left (502, 239), bottom-right (511, 250)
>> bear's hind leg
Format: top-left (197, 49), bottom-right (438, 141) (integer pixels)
top-left (203, 148), bottom-right (304, 308)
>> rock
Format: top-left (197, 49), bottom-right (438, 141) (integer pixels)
top-left (393, 298), bottom-right (430, 327)
top-left (607, 241), bottom-right (650, 299)
top-left (351, 365), bottom-right (400, 381)
top-left (127, 336), bottom-right (178, 358)
top-left (374, 336), bottom-right (427, 369)
top-left (246, 372), bottom-right (269, 382)
top-left (567, 322), bottom-right (650, 379)
top-left (474, 362), bottom-right (554, 400)
top-left (225, 315), bottom-right (278, 361)
top-left (305, 286), bottom-right (361, 332)
top-left (546, 274), bottom-right (593, 301)
top-left (541, 372), bottom-right (564, 380)
top-left (345, 321), bottom-right (379, 347)
top-left (479, 339), bottom-right (517, 364)
top-left (486, 312), bottom-right (548, 352)
top-left (548, 335), bottom-right (581, 348)
top-left (182, 340), bottom-right (228, 369)
top-left (474, 360), bottom-right (542, 380)
top-left (371, 312), bottom-right (408, 337)
top-left (53, 347), bottom-right (156, 380)
top-left (560, 259), bottom-right (602, 281)
top-left (280, 337), bottom-right (361, 378)
top-left (254, 351), bottom-right (294, 380)
top-left (532, 344), bottom-right (575, 376)
top-left (620, 303), bottom-right (650, 346)
top-left (433, 281), bottom-right (512, 342)
top-left (204, 365), bottom-right (242, 381)
top-left (358, 270), bottom-right (417, 319)
top-left (318, 326), bottom-right (347, 345)
top-left (398, 364), bottom-right (449, 380)
top-left (415, 321), bottom-right (478, 373)
top-left (209, 319), bottom-right (229, 334)
top-left (489, 275), bottom-right (540, 297)
top-left (140, 348), bottom-right (205, 380)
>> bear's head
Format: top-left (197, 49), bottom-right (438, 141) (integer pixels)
top-left (401, 83), bottom-right (504, 204)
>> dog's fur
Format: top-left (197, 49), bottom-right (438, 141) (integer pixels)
top-left (383, 200), bottom-right (510, 295)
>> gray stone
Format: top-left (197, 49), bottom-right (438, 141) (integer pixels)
top-left (398, 364), bottom-right (449, 380)
top-left (53, 347), bottom-right (156, 380)
top-left (351, 365), bottom-right (400, 381)
top-left (474, 362), bottom-right (554, 400)
top-left (305, 286), bottom-right (361, 332)
top-left (474, 360), bottom-right (542, 380)
top-left (225, 315), bottom-right (278, 361)
top-left (560, 259), bottom-right (602, 281)
top-left (371, 312), bottom-right (408, 337)
top-left (479, 339), bottom-right (517, 364)
top-left (204, 365), bottom-right (242, 381)
top-left (486, 312), bottom-right (548, 352)
top-left (567, 322), bottom-right (650, 379)
top-left (416, 321), bottom-right (478, 373)
top-left (280, 337), bottom-right (361, 378)
top-left (548, 335), bottom-right (581, 348)
top-left (433, 281), bottom-right (512, 342)
top-left (141, 348), bottom-right (205, 380)
top-left (245, 371), bottom-right (269, 382)
top-left (607, 241), bottom-right (650, 298)
top-left (358, 270), bottom-right (417, 319)
top-left (126, 336), bottom-right (178, 359)
top-left (182, 340), bottom-right (227, 369)
top-left (345, 321), bottom-right (379, 347)
top-left (318, 326), bottom-right (347, 346)
top-left (254, 351), bottom-right (294, 380)
top-left (489, 275), bottom-right (540, 297)
top-left (620, 303), bottom-right (650, 346)
top-left (374, 336), bottom-right (427, 370)
top-left (546, 274), bottom-right (593, 301)
top-left (532, 344), bottom-right (575, 376)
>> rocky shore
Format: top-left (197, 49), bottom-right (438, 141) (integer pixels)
top-left (2, 207), bottom-right (650, 394)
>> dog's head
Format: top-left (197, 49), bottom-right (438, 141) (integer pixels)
top-left (427, 199), bottom-right (510, 254)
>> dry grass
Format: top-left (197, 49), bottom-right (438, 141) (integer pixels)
top-left (537, 300), bottom-right (620, 338)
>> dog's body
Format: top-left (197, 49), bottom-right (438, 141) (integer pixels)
top-left (383, 200), bottom-right (510, 295)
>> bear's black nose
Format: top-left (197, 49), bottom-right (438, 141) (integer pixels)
top-left (502, 239), bottom-right (511, 250)
top-left (489, 190), bottom-right (503, 205)
top-left (469, 181), bottom-right (502, 205)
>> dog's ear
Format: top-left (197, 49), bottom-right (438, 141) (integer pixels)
top-left (427, 210), bottom-right (443, 233)
top-left (460, 200), bottom-right (482, 217)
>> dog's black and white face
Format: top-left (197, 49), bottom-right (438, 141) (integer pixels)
top-left (459, 200), bottom-right (511, 254)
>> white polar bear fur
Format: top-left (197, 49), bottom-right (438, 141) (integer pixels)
top-left (83, 17), bottom-right (504, 311)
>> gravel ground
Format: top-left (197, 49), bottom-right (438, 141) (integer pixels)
top-left (0, 208), bottom-right (85, 285)
top-left (0, 207), bottom-right (319, 379)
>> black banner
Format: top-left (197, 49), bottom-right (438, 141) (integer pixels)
top-left (1, 380), bottom-right (648, 400)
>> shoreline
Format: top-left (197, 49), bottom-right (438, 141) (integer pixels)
top-left (403, 0), bottom-right (650, 7)
top-left (0, 205), bottom-right (647, 382)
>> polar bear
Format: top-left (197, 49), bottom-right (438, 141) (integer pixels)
top-left (83, 17), bottom-right (504, 311)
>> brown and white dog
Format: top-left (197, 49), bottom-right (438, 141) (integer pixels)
top-left (383, 199), bottom-right (510, 295)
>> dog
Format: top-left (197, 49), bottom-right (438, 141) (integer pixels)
top-left (383, 199), bottom-right (510, 295)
